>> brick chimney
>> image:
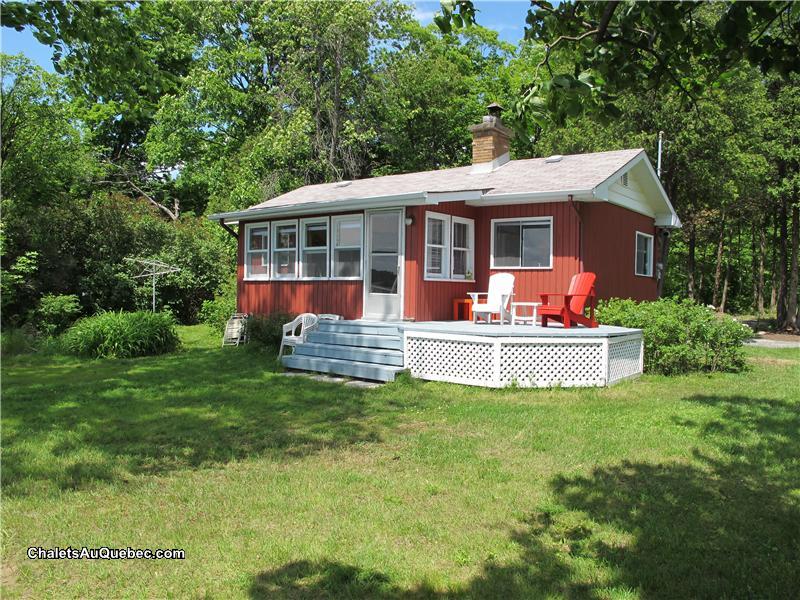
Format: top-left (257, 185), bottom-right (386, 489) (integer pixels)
top-left (469, 102), bottom-right (513, 164)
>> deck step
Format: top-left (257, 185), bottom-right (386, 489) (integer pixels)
top-left (294, 343), bottom-right (404, 366)
top-left (317, 321), bottom-right (401, 336)
top-left (306, 331), bottom-right (403, 351)
top-left (282, 355), bottom-right (404, 382)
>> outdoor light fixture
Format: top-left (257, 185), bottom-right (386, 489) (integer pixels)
top-left (405, 215), bottom-right (414, 226)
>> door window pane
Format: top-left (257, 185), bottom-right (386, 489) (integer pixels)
top-left (370, 254), bottom-right (398, 294)
top-left (371, 213), bottom-right (399, 252)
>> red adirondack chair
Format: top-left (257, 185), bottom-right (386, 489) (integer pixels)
top-left (539, 272), bottom-right (598, 328)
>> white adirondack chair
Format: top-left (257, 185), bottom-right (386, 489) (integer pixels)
top-left (278, 313), bottom-right (319, 358)
top-left (469, 273), bottom-right (515, 324)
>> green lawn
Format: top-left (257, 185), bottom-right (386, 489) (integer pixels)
top-left (2, 326), bottom-right (799, 599)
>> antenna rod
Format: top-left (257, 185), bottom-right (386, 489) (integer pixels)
top-left (657, 131), bottom-right (664, 179)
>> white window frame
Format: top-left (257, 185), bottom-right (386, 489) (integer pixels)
top-left (423, 212), bottom-right (475, 282)
top-left (451, 216), bottom-right (474, 281)
top-left (424, 211), bottom-right (450, 280)
top-left (271, 219), bottom-right (299, 280)
top-left (330, 214), bottom-right (363, 280)
top-left (635, 231), bottom-right (654, 277)
top-left (299, 216), bottom-right (329, 280)
top-left (244, 222), bottom-right (270, 281)
top-left (490, 216), bottom-right (553, 270)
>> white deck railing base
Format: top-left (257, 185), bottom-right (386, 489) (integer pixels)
top-left (404, 330), bottom-right (643, 388)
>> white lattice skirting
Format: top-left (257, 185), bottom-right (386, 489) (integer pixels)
top-left (404, 332), bottom-right (643, 388)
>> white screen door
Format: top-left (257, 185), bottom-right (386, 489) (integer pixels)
top-left (363, 209), bottom-right (403, 320)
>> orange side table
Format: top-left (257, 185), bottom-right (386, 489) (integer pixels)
top-left (452, 297), bottom-right (473, 321)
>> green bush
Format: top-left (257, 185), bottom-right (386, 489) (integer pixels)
top-left (36, 293), bottom-right (82, 336)
top-left (1, 326), bottom-right (37, 356)
top-left (249, 312), bottom-right (296, 347)
top-left (198, 280), bottom-right (237, 334)
top-left (61, 311), bottom-right (180, 358)
top-left (597, 298), bottom-right (752, 375)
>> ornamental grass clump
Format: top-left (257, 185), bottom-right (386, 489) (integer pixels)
top-left (62, 311), bottom-right (180, 358)
top-left (597, 298), bottom-right (752, 375)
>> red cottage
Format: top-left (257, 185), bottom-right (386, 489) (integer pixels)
top-left (210, 107), bottom-right (679, 323)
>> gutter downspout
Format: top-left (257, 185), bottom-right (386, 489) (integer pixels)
top-left (568, 194), bottom-right (583, 272)
top-left (217, 219), bottom-right (239, 240)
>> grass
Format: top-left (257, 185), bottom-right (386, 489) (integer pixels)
top-left (1, 325), bottom-right (798, 599)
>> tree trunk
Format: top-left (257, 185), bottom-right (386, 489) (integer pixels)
top-left (757, 219), bottom-right (766, 314)
top-left (687, 223), bottom-right (696, 300)
top-left (712, 210), bottom-right (726, 308)
top-left (777, 196), bottom-right (789, 327)
top-left (720, 260), bottom-right (730, 313)
top-left (784, 200), bottom-right (799, 332)
top-left (770, 208), bottom-right (778, 312)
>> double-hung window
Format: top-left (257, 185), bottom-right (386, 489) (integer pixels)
top-left (635, 231), bottom-right (654, 277)
top-left (451, 217), bottom-right (474, 279)
top-left (331, 214), bottom-right (363, 278)
top-left (425, 212), bottom-right (449, 278)
top-left (245, 223), bottom-right (270, 280)
top-left (300, 217), bottom-right (329, 278)
top-left (425, 212), bottom-right (474, 280)
top-left (491, 217), bottom-right (552, 269)
top-left (271, 220), bottom-right (298, 279)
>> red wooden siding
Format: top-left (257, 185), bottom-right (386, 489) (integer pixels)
top-left (403, 203), bottom-right (481, 321)
top-left (482, 202), bottom-right (582, 308)
top-left (236, 215), bottom-right (363, 319)
top-left (582, 203), bottom-right (658, 300)
top-left (403, 201), bottom-right (581, 321)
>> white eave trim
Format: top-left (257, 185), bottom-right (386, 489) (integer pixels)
top-left (209, 191), bottom-right (431, 223)
top-left (467, 189), bottom-right (594, 206)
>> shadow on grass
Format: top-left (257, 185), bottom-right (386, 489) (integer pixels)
top-left (249, 393), bottom-right (800, 599)
top-left (2, 346), bottom-right (408, 497)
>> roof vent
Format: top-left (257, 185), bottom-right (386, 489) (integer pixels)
top-left (335, 180), bottom-right (352, 188)
top-left (621, 172), bottom-right (629, 186)
top-left (545, 155), bottom-right (563, 163)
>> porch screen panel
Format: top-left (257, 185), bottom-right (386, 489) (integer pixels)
top-left (332, 215), bottom-right (362, 278)
top-left (301, 219), bottom-right (328, 278)
top-left (272, 222), bottom-right (297, 278)
top-left (245, 225), bottom-right (270, 279)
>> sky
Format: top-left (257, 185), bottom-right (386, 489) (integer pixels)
top-left (0, 1), bottom-right (531, 73)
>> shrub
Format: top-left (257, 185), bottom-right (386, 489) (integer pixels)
top-left (248, 312), bottom-right (296, 347)
top-left (199, 280), bottom-right (237, 334)
top-left (597, 298), bottom-right (752, 375)
top-left (36, 294), bottom-right (82, 336)
top-left (1, 326), bottom-right (37, 356)
top-left (61, 311), bottom-right (180, 358)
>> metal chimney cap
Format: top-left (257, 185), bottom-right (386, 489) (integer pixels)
top-left (487, 102), bottom-right (504, 117)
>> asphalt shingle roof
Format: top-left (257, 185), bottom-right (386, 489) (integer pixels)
top-left (247, 148), bottom-right (644, 210)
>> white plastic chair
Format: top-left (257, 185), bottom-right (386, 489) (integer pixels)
top-left (469, 273), bottom-right (515, 324)
top-left (278, 313), bottom-right (319, 358)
